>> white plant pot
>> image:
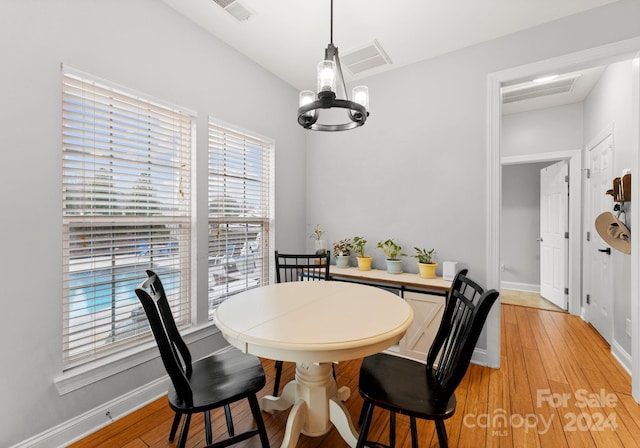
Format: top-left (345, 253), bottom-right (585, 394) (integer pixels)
top-left (385, 259), bottom-right (403, 274)
top-left (335, 254), bottom-right (350, 268)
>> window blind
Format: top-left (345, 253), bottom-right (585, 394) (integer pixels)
top-left (208, 121), bottom-right (272, 318)
top-left (61, 71), bottom-right (193, 367)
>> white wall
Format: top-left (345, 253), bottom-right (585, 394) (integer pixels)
top-left (502, 103), bottom-right (585, 157)
top-left (0, 1), bottom-right (305, 446)
top-left (584, 60), bottom-right (635, 359)
top-left (305, 0), bottom-right (640, 360)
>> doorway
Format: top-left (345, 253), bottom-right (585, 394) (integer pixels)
top-left (500, 159), bottom-right (569, 312)
top-left (500, 152), bottom-right (581, 315)
top-left (485, 38), bottom-right (640, 401)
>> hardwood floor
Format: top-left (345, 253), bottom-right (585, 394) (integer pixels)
top-left (70, 304), bottom-right (640, 448)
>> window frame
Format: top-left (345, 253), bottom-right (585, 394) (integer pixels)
top-left (207, 118), bottom-right (274, 318)
top-left (61, 67), bottom-right (196, 369)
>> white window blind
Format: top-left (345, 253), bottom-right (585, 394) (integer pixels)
top-left (61, 71), bottom-right (193, 367)
top-left (208, 121), bottom-right (272, 318)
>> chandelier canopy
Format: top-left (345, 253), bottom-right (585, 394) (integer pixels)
top-left (297, 0), bottom-right (370, 131)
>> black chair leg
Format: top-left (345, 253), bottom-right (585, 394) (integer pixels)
top-left (358, 402), bottom-right (365, 426)
top-left (248, 394), bottom-right (270, 447)
top-left (435, 420), bottom-right (448, 448)
top-left (224, 404), bottom-right (235, 436)
top-left (205, 410), bottom-right (213, 445)
top-left (273, 360), bottom-right (283, 396)
top-left (177, 413), bottom-right (191, 448)
top-left (169, 412), bottom-right (182, 441)
top-left (410, 417), bottom-right (418, 448)
top-left (389, 411), bottom-right (396, 448)
top-left (356, 401), bottom-right (374, 448)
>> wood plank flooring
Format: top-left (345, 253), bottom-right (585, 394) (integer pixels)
top-left (70, 304), bottom-right (639, 448)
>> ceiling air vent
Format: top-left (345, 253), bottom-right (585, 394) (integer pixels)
top-left (341, 40), bottom-right (392, 75)
top-left (502, 74), bottom-right (581, 103)
top-left (212, 0), bottom-right (252, 22)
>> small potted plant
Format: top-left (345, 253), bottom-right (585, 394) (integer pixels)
top-left (310, 224), bottom-right (325, 253)
top-left (377, 238), bottom-right (406, 274)
top-left (413, 247), bottom-right (437, 278)
top-left (332, 238), bottom-right (353, 268)
top-left (352, 235), bottom-right (372, 271)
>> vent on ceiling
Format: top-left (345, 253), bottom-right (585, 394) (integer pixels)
top-left (341, 40), bottom-right (392, 75)
top-left (212, 0), bottom-right (252, 22)
top-left (501, 74), bottom-right (581, 103)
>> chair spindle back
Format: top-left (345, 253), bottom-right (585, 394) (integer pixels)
top-left (135, 270), bottom-right (194, 406)
top-left (274, 251), bottom-right (330, 283)
top-left (427, 269), bottom-right (499, 401)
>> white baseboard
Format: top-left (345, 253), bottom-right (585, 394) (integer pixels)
top-left (612, 340), bottom-right (633, 376)
top-left (471, 347), bottom-right (491, 367)
top-left (500, 281), bottom-right (540, 293)
top-left (10, 376), bottom-right (169, 448)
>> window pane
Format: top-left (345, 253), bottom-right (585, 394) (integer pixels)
top-left (208, 122), bottom-right (272, 318)
top-left (62, 70), bottom-right (193, 367)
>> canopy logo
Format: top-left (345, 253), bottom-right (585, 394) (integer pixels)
top-left (463, 388), bottom-right (618, 436)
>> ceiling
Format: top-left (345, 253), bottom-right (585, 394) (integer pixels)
top-left (162, 0), bottom-right (618, 112)
top-left (501, 65), bottom-right (606, 114)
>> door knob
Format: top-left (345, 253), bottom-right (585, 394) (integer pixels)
top-left (598, 248), bottom-right (611, 255)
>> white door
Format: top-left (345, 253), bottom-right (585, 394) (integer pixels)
top-left (586, 135), bottom-right (614, 344)
top-left (540, 160), bottom-right (569, 310)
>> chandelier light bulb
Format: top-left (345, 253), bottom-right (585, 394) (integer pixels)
top-left (317, 60), bottom-right (336, 93)
top-left (299, 90), bottom-right (316, 117)
top-left (352, 86), bottom-right (369, 110)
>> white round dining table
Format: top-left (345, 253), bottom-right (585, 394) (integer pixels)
top-left (214, 281), bottom-right (414, 448)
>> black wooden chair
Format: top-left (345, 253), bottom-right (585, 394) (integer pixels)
top-left (356, 269), bottom-right (499, 448)
top-left (135, 270), bottom-right (270, 448)
top-left (272, 250), bottom-right (331, 395)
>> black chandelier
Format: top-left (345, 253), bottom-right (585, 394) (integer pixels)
top-left (297, 0), bottom-right (370, 131)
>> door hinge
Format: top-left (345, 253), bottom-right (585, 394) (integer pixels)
top-left (585, 168), bottom-right (591, 179)
top-left (564, 288), bottom-right (569, 295)
top-left (586, 231), bottom-right (591, 242)
top-left (565, 232), bottom-right (569, 239)
top-left (565, 175), bottom-right (569, 183)
top-left (586, 294), bottom-right (590, 305)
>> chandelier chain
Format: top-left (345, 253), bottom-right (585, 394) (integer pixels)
top-left (330, 0), bottom-right (333, 44)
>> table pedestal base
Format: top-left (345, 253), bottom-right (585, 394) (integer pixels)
top-left (260, 362), bottom-right (359, 448)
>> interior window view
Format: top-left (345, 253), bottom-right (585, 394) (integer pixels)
top-left (3, 1), bottom-right (640, 448)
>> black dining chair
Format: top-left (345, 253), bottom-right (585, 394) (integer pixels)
top-left (272, 250), bottom-right (331, 396)
top-left (135, 270), bottom-right (270, 448)
top-left (356, 269), bottom-right (499, 448)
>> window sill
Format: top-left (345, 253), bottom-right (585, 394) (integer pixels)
top-left (54, 322), bottom-right (219, 396)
